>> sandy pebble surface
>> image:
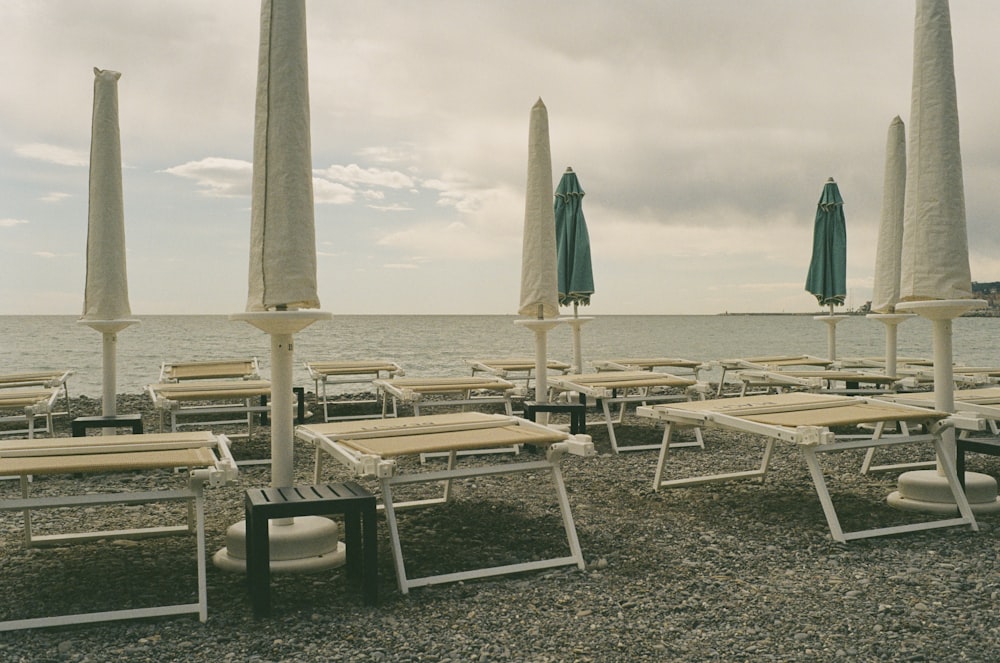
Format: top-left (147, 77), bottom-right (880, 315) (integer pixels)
top-left (2, 390), bottom-right (1000, 662)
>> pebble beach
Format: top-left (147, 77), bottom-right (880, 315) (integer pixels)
top-left (2, 390), bottom-right (1000, 662)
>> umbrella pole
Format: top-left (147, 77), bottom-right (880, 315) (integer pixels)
top-left (101, 331), bottom-right (118, 419)
top-left (889, 299), bottom-right (1000, 513)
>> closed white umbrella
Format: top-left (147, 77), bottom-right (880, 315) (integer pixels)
top-left (890, 0), bottom-right (995, 513)
top-left (79, 68), bottom-right (139, 421)
top-left (218, 0), bottom-right (337, 574)
top-left (866, 116), bottom-right (913, 377)
top-left (514, 99), bottom-right (561, 410)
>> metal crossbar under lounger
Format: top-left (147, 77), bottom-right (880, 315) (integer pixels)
top-left (636, 392), bottom-right (977, 542)
top-left (305, 360), bottom-right (403, 421)
top-left (296, 412), bottom-right (595, 594)
top-left (547, 371), bottom-right (708, 453)
top-left (466, 358), bottom-right (572, 389)
top-left (0, 431), bottom-right (238, 631)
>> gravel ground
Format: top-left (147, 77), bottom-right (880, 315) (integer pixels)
top-left (2, 389), bottom-right (1000, 662)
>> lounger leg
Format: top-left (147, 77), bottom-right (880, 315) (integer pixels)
top-left (194, 486), bottom-right (208, 622)
top-left (313, 446), bottom-right (325, 483)
top-left (380, 478), bottom-right (410, 594)
top-left (934, 436), bottom-right (978, 531)
top-left (603, 400), bottom-right (619, 453)
top-left (442, 450), bottom-right (457, 502)
top-left (549, 463), bottom-right (585, 570)
top-left (859, 421), bottom-right (886, 474)
top-left (20, 475), bottom-right (32, 547)
top-left (800, 447), bottom-right (846, 542)
top-left (653, 424), bottom-right (675, 490)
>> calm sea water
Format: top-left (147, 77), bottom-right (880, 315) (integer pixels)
top-left (0, 314), bottom-right (997, 398)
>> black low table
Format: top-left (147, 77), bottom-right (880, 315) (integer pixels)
top-left (957, 438), bottom-right (1000, 489)
top-left (522, 400), bottom-right (587, 435)
top-left (71, 414), bottom-right (144, 437)
top-left (245, 482), bottom-right (378, 617)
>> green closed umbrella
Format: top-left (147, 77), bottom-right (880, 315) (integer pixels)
top-left (555, 167), bottom-right (595, 312)
top-left (805, 177), bottom-right (847, 312)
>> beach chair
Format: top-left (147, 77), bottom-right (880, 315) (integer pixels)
top-left (592, 357), bottom-right (707, 380)
top-left (297, 411), bottom-right (594, 594)
top-left (0, 386), bottom-right (62, 439)
top-left (304, 359), bottom-right (404, 422)
top-left (466, 357), bottom-right (572, 388)
top-left (546, 371), bottom-right (710, 453)
top-left (713, 355), bottom-right (833, 397)
top-left (731, 368), bottom-right (902, 397)
top-left (0, 430), bottom-right (238, 631)
top-left (148, 358), bottom-right (282, 461)
top-left (0, 370), bottom-right (73, 419)
top-left (636, 392), bottom-right (977, 542)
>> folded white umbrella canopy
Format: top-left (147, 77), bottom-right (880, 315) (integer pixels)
top-left (218, 0), bottom-right (337, 574)
top-left (515, 99), bottom-right (561, 407)
top-left (80, 68), bottom-right (138, 419)
top-left (867, 116), bottom-right (912, 377)
top-left (891, 0), bottom-right (995, 513)
top-left (871, 117), bottom-right (907, 315)
top-left (245, 0), bottom-right (319, 312)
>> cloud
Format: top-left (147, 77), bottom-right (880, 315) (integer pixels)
top-left (0, 218), bottom-right (29, 228)
top-left (318, 164), bottom-right (417, 189)
top-left (40, 192), bottom-right (72, 203)
top-left (15, 143), bottom-right (88, 167)
top-left (313, 179), bottom-right (355, 204)
top-left (162, 157), bottom-right (252, 197)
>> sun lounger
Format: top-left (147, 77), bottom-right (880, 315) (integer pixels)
top-left (147, 379), bottom-right (272, 455)
top-left (714, 355), bottom-right (834, 397)
top-left (0, 430), bottom-right (238, 631)
top-left (305, 360), bottom-right (404, 422)
top-left (159, 358), bottom-right (261, 382)
top-left (0, 386), bottom-right (62, 438)
top-left (296, 411), bottom-right (594, 594)
top-left (546, 371), bottom-right (707, 453)
top-left (636, 392), bottom-right (977, 542)
top-left (374, 375), bottom-right (519, 417)
top-left (466, 357), bottom-right (572, 388)
top-left (592, 357), bottom-right (707, 379)
top-left (0, 370), bottom-right (73, 418)
top-left (732, 368), bottom-right (902, 396)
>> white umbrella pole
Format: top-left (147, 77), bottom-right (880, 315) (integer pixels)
top-left (269, 331), bottom-right (294, 490)
top-left (101, 331), bottom-right (118, 418)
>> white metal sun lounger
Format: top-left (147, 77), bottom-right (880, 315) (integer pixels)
top-left (147, 380), bottom-right (272, 450)
top-left (546, 371), bottom-right (709, 453)
top-left (0, 370), bottom-right (73, 419)
top-left (296, 411), bottom-right (594, 594)
top-left (305, 360), bottom-right (404, 421)
top-left (466, 357), bottom-right (572, 388)
top-left (0, 386), bottom-right (62, 439)
top-left (732, 369), bottom-right (903, 396)
top-left (592, 357), bottom-right (707, 380)
top-left (159, 358), bottom-right (261, 382)
top-left (0, 430), bottom-right (238, 631)
top-left (714, 355), bottom-right (834, 397)
top-left (636, 392), bottom-right (977, 542)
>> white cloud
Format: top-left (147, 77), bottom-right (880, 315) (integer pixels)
top-left (313, 179), bottom-right (355, 205)
top-left (1, 218), bottom-right (29, 228)
top-left (40, 192), bottom-right (71, 203)
top-left (162, 157), bottom-right (251, 197)
top-left (15, 143), bottom-right (88, 167)
top-left (319, 164), bottom-right (416, 189)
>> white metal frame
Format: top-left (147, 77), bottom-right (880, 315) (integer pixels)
top-left (636, 396), bottom-right (978, 542)
top-left (297, 414), bottom-right (595, 594)
top-left (0, 386), bottom-right (61, 439)
top-left (0, 370), bottom-right (74, 420)
top-left (466, 357), bottom-right (572, 389)
top-left (305, 360), bottom-right (403, 422)
top-left (547, 372), bottom-right (709, 453)
top-left (0, 432), bottom-right (237, 631)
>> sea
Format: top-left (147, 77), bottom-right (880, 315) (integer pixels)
top-left (0, 314), bottom-right (997, 398)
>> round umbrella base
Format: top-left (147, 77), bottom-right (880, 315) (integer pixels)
top-left (887, 469), bottom-right (1000, 514)
top-left (213, 515), bottom-right (345, 574)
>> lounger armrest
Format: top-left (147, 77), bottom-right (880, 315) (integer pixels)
top-left (793, 426), bottom-right (836, 446)
top-left (895, 377), bottom-right (922, 390)
top-left (687, 382), bottom-right (714, 398)
top-left (948, 414), bottom-right (987, 433)
top-left (547, 434), bottom-right (595, 461)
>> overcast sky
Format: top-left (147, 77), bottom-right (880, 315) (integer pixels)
top-left (2, 1), bottom-right (998, 316)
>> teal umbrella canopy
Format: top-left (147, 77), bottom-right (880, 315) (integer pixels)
top-left (555, 167), bottom-right (595, 307)
top-left (805, 177), bottom-right (847, 307)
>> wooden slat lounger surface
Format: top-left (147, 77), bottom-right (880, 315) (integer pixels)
top-left (597, 358), bottom-right (703, 370)
top-left (164, 359), bottom-right (258, 381)
top-left (552, 371), bottom-right (696, 390)
top-left (150, 380), bottom-right (272, 400)
top-left (0, 388), bottom-right (58, 409)
top-left (377, 376), bottom-right (514, 392)
top-left (302, 411), bottom-right (566, 457)
top-left (307, 360), bottom-right (400, 375)
top-left (0, 372), bottom-right (69, 387)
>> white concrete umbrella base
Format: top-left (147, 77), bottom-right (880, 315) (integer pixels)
top-left (888, 469), bottom-right (1000, 515)
top-left (213, 515), bottom-right (346, 573)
